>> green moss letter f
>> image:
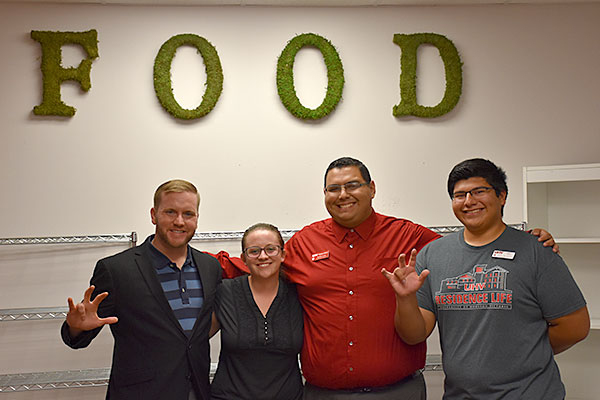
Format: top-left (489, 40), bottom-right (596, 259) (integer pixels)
top-left (393, 33), bottom-right (462, 118)
top-left (31, 30), bottom-right (99, 117)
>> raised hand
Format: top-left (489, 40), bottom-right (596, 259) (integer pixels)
top-left (66, 285), bottom-right (118, 337)
top-left (381, 249), bottom-right (430, 298)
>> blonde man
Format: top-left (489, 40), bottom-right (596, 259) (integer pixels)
top-left (62, 179), bottom-right (222, 400)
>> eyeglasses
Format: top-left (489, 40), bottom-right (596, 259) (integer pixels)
top-left (325, 181), bottom-right (370, 194)
top-left (451, 186), bottom-right (494, 201)
top-left (243, 244), bottom-right (282, 258)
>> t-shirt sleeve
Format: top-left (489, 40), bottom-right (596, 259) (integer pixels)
top-left (287, 283), bottom-right (304, 346)
top-left (416, 245), bottom-right (436, 313)
top-left (536, 248), bottom-right (587, 320)
top-left (214, 280), bottom-right (238, 334)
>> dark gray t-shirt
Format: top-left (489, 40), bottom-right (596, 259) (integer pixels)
top-left (417, 227), bottom-right (586, 400)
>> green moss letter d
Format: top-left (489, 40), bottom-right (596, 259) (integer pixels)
top-left (31, 30), bottom-right (99, 117)
top-left (393, 33), bottom-right (462, 118)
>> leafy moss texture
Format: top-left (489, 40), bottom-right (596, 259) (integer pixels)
top-left (277, 33), bottom-right (344, 120)
top-left (154, 34), bottom-right (223, 120)
top-left (31, 30), bottom-right (99, 117)
top-left (393, 33), bottom-right (463, 118)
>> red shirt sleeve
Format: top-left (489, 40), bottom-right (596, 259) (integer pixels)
top-left (414, 225), bottom-right (442, 252)
top-left (208, 251), bottom-right (249, 279)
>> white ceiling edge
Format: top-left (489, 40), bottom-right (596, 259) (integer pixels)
top-left (1, 0), bottom-right (598, 5)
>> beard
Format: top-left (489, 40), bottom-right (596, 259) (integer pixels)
top-left (154, 226), bottom-right (194, 251)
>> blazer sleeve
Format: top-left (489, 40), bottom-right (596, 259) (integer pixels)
top-left (61, 258), bottom-right (116, 349)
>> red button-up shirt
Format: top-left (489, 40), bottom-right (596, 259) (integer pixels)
top-left (215, 210), bottom-right (440, 390)
top-left (284, 210), bottom-right (439, 389)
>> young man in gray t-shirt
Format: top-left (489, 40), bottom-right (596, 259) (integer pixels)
top-left (382, 158), bottom-right (590, 400)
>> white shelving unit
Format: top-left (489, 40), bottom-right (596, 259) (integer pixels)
top-left (523, 163), bottom-right (600, 400)
top-left (523, 163), bottom-right (600, 329)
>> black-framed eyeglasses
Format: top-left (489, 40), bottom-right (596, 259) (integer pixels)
top-left (452, 186), bottom-right (494, 201)
top-left (325, 181), bottom-right (370, 194)
top-left (243, 244), bottom-right (282, 258)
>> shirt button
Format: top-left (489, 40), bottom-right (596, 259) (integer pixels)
top-left (349, 367), bottom-right (354, 372)
top-left (350, 229), bottom-right (354, 232)
top-left (349, 244), bottom-right (354, 249)
top-left (348, 266), bottom-right (354, 271)
top-left (349, 290), bottom-right (354, 295)
top-left (349, 341), bottom-right (353, 346)
top-left (349, 315), bottom-right (353, 320)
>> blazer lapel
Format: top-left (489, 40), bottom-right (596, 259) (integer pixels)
top-left (134, 242), bottom-right (186, 336)
top-left (189, 250), bottom-right (214, 339)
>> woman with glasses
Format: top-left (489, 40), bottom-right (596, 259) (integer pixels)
top-left (210, 223), bottom-right (303, 400)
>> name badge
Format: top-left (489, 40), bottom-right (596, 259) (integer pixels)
top-left (312, 251), bottom-right (330, 262)
top-left (492, 250), bottom-right (515, 260)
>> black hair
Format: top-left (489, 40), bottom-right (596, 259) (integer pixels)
top-left (324, 157), bottom-right (371, 187)
top-left (447, 158), bottom-right (508, 214)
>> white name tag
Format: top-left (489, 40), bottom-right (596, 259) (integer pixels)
top-left (492, 250), bottom-right (515, 260)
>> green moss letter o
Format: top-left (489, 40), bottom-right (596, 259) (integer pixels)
top-left (154, 34), bottom-right (223, 120)
top-left (277, 33), bottom-right (344, 120)
top-left (393, 33), bottom-right (463, 118)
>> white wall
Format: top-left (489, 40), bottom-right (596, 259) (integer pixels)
top-left (0, 3), bottom-right (598, 239)
top-left (0, 2), bottom-right (599, 399)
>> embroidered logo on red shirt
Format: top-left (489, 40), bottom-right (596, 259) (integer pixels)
top-left (311, 251), bottom-right (330, 262)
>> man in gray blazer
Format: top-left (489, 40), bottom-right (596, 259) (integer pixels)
top-left (61, 179), bottom-right (222, 400)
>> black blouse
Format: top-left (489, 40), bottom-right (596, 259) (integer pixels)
top-left (210, 275), bottom-right (304, 400)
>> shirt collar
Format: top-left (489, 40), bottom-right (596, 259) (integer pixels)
top-left (330, 208), bottom-right (377, 243)
top-left (146, 234), bottom-right (194, 270)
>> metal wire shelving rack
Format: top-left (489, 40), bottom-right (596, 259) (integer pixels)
top-left (191, 224), bottom-right (525, 242)
top-left (1, 226), bottom-right (522, 392)
top-left (0, 233), bottom-right (136, 393)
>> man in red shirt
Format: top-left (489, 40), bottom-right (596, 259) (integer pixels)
top-left (289, 157), bottom-right (437, 399)
top-left (219, 157), bottom-right (556, 399)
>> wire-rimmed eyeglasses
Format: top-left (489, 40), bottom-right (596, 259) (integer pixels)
top-left (325, 181), bottom-right (370, 194)
top-left (451, 186), bottom-right (494, 201)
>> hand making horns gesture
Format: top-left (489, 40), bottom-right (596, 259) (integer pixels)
top-left (66, 285), bottom-right (118, 336)
top-left (381, 249), bottom-right (430, 297)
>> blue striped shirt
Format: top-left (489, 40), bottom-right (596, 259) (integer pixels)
top-left (147, 236), bottom-right (204, 337)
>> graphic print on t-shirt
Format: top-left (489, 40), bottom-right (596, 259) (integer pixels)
top-left (435, 264), bottom-right (512, 310)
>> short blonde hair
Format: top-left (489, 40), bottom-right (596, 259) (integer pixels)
top-left (153, 179), bottom-right (200, 209)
